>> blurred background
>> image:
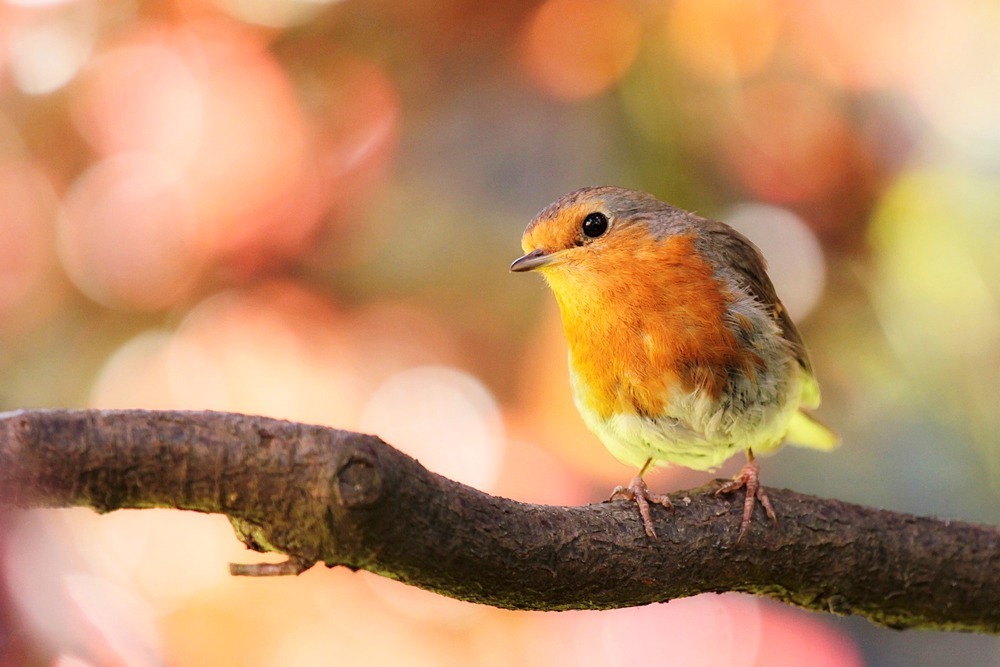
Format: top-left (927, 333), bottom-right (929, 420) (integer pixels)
top-left (0, 0), bottom-right (998, 665)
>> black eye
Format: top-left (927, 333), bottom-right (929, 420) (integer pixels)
top-left (581, 212), bottom-right (609, 238)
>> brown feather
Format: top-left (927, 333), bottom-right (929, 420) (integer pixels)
top-left (696, 221), bottom-right (815, 378)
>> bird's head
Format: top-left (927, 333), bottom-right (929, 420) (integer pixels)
top-left (510, 186), bottom-right (692, 284)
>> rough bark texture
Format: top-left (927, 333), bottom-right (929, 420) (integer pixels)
top-left (0, 409), bottom-right (997, 633)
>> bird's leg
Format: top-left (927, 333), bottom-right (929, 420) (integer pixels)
top-left (715, 449), bottom-right (777, 543)
top-left (610, 458), bottom-right (674, 538)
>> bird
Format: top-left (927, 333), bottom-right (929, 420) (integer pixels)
top-left (510, 186), bottom-right (838, 541)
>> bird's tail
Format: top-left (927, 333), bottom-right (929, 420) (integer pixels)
top-left (785, 408), bottom-right (840, 451)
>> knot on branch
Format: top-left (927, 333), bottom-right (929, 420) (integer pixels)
top-left (335, 453), bottom-right (382, 509)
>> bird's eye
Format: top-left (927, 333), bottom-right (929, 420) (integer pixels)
top-left (581, 212), bottom-right (609, 238)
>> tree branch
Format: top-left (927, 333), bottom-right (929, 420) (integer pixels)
top-left (0, 409), bottom-right (997, 633)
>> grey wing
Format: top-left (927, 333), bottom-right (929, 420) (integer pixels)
top-left (698, 219), bottom-right (815, 379)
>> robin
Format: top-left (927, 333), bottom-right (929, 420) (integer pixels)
top-left (511, 186), bottom-right (838, 541)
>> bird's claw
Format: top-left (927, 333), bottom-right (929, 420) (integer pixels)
top-left (716, 457), bottom-right (776, 543)
top-left (611, 475), bottom-right (674, 538)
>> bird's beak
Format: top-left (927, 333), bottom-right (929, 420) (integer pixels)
top-left (510, 248), bottom-right (556, 272)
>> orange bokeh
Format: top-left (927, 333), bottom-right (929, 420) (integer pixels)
top-left (789, 0), bottom-right (915, 90)
top-left (168, 22), bottom-right (323, 273)
top-left (68, 20), bottom-right (401, 289)
top-left (720, 79), bottom-right (854, 203)
top-left (0, 158), bottom-right (59, 327)
top-left (58, 153), bottom-right (202, 310)
top-left (72, 35), bottom-right (205, 168)
top-left (306, 55), bottom-right (400, 225)
top-left (520, 0), bottom-right (642, 101)
top-left (666, 0), bottom-right (782, 83)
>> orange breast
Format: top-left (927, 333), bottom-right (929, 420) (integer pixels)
top-left (549, 230), bottom-right (759, 420)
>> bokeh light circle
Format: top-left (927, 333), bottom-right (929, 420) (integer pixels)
top-left (724, 202), bottom-right (827, 322)
top-left (521, 0), bottom-right (642, 101)
top-left (57, 152), bottom-right (201, 310)
top-left (359, 366), bottom-right (505, 493)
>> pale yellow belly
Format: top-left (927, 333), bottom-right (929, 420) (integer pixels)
top-left (570, 362), bottom-right (802, 472)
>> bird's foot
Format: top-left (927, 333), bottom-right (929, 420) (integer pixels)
top-left (610, 475), bottom-right (674, 539)
top-left (715, 457), bottom-right (776, 543)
